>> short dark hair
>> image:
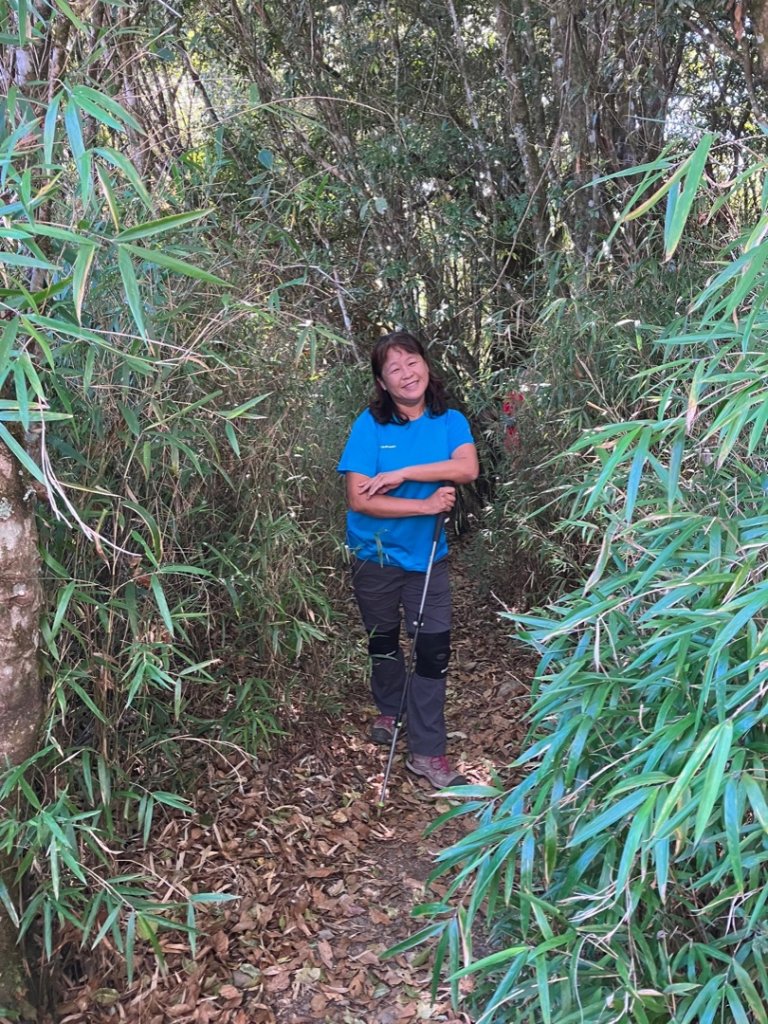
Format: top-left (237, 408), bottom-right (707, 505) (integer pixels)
top-left (369, 331), bottom-right (448, 425)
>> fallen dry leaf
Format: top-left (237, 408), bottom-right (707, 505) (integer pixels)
top-left (316, 939), bottom-right (334, 969)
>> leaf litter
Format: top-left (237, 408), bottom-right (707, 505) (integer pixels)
top-left (54, 554), bottom-right (533, 1024)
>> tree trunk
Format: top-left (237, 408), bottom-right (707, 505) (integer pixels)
top-left (0, 441), bottom-right (43, 1018)
top-left (748, 0), bottom-right (768, 97)
top-left (496, 0), bottom-right (549, 254)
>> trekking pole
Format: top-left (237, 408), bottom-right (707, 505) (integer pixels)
top-left (378, 509), bottom-right (448, 808)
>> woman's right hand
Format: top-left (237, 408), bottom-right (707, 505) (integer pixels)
top-left (424, 486), bottom-right (456, 515)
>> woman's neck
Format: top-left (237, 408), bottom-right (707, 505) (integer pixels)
top-left (395, 400), bottom-right (426, 421)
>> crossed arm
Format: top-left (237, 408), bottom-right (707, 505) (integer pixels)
top-left (345, 443), bottom-right (479, 518)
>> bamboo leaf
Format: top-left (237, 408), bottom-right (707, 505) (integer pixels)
top-left (652, 724), bottom-right (722, 835)
top-left (96, 164), bottom-right (120, 230)
top-left (51, 0), bottom-right (87, 30)
top-left (584, 521), bottom-right (618, 593)
top-left (615, 789), bottom-right (657, 892)
top-left (663, 179), bottom-right (679, 243)
top-left (149, 575), bottom-right (175, 637)
top-left (725, 984), bottom-right (752, 1024)
top-left (116, 210), bottom-right (212, 241)
top-left (731, 961), bottom-right (768, 1024)
top-left (690, 247), bottom-right (757, 313)
top-left (0, 320), bottom-right (18, 378)
top-left (64, 100), bottom-right (85, 162)
top-left (589, 155), bottom-right (675, 186)
top-left (50, 580), bottom-right (76, 639)
top-left (623, 152), bottom-right (693, 223)
top-left (67, 678), bottom-right (108, 723)
top-left (535, 954), bottom-right (552, 1024)
top-left (625, 428), bottom-right (651, 521)
top-left (125, 911), bottom-right (137, 985)
top-left (224, 419), bottom-right (240, 457)
top-left (382, 923), bottom-right (446, 958)
top-left (583, 425), bottom-right (644, 514)
top-left (742, 774), bottom-right (768, 833)
top-left (43, 91), bottom-right (62, 168)
top-left (49, 840), bottom-right (60, 901)
top-left (17, 0), bottom-right (29, 45)
top-left (72, 241), bottom-right (96, 323)
top-left (95, 147), bottom-right (153, 210)
top-left (70, 90), bottom-right (128, 133)
top-left (71, 85), bottom-right (143, 133)
top-left (24, 223), bottom-right (84, 244)
top-left (664, 134), bottom-right (714, 260)
top-left (707, 588), bottom-right (768, 662)
top-left (116, 245), bottom-right (147, 339)
top-left (223, 393), bottom-right (271, 419)
top-left (0, 118), bottom-right (40, 187)
top-left (568, 789), bottom-right (650, 847)
top-left (679, 975), bottom-right (724, 1024)
top-left (123, 243), bottom-right (227, 286)
top-left (118, 402), bottom-right (141, 438)
top-left (652, 835), bottom-right (670, 903)
top-left (0, 251), bottom-right (58, 270)
top-left (13, 361), bottom-right (29, 429)
top-left (724, 243), bottom-right (768, 317)
top-left (0, 879), bottom-right (19, 927)
top-left (686, 357), bottom-right (706, 434)
top-left (693, 721), bottom-right (733, 844)
top-left (667, 430), bottom-right (685, 508)
top-left (121, 500), bottom-right (162, 560)
top-left (747, 396), bottom-right (768, 454)
top-left (723, 776), bottom-right (745, 891)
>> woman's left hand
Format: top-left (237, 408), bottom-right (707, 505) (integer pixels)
top-left (358, 470), bottom-right (406, 497)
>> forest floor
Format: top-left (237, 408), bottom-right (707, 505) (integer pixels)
top-left (55, 548), bottom-right (535, 1024)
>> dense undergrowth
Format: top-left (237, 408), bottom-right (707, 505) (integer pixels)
top-left (399, 138), bottom-right (768, 1023)
top-left (463, 250), bottom-right (708, 608)
top-left (6, 335), bottom-right (359, 976)
top-left (0, 63), bottom-right (366, 1000)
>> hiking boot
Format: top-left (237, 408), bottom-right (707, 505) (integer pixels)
top-left (370, 714), bottom-right (405, 744)
top-left (405, 754), bottom-right (467, 789)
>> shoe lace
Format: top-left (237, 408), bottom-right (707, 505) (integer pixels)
top-left (430, 755), bottom-right (452, 772)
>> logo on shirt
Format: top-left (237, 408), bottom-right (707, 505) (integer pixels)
top-left (380, 444), bottom-right (397, 449)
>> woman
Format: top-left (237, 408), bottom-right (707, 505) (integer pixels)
top-left (337, 331), bottom-right (479, 790)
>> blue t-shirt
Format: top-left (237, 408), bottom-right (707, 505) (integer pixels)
top-left (337, 408), bottom-right (474, 572)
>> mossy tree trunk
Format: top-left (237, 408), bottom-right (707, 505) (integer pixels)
top-left (0, 442), bottom-right (43, 1018)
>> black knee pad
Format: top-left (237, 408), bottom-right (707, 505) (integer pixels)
top-left (415, 630), bottom-right (451, 679)
top-left (368, 625), bottom-right (400, 661)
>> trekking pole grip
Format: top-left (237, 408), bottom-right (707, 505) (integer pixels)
top-left (432, 483), bottom-right (454, 543)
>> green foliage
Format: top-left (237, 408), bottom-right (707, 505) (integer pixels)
top-left (0, 11), bottom-right (346, 981)
top-left (462, 250), bottom-right (707, 604)
top-left (461, 132), bottom-right (735, 605)
top-left (13, 320), bottom-right (345, 972)
top-left (399, 139), bottom-right (768, 1022)
top-left (0, 751), bottom-right (237, 984)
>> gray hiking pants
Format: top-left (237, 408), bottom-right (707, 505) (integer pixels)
top-left (351, 557), bottom-right (452, 757)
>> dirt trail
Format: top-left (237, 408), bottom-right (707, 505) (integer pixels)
top-left (56, 551), bottom-right (533, 1024)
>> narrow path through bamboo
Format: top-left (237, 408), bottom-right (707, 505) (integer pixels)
top-left (56, 549), bottom-right (533, 1024)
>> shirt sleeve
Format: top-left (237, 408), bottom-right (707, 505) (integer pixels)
top-left (446, 410), bottom-right (475, 454)
top-left (337, 411), bottom-right (379, 476)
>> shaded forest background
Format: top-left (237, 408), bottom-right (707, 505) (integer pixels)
top-left (2, 1), bottom-right (768, 1021)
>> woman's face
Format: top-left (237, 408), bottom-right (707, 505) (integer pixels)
top-left (378, 346), bottom-right (430, 413)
